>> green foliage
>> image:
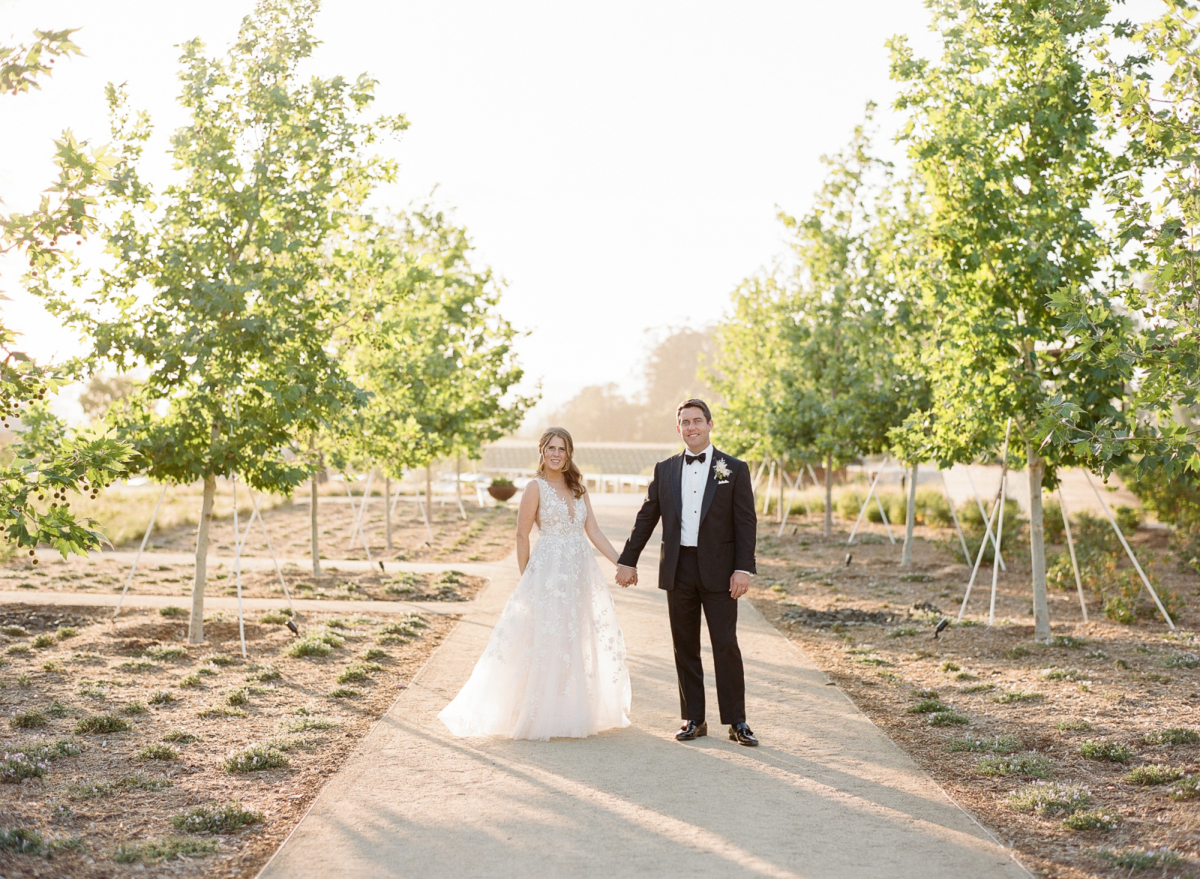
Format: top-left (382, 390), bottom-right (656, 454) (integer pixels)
top-left (1005, 782), bottom-right (1092, 817)
top-left (990, 691), bottom-right (1043, 705)
top-left (147, 645), bottom-right (187, 661)
top-left (1079, 739), bottom-right (1131, 763)
top-left (285, 716), bottom-right (337, 732)
top-left (1062, 810), bottom-right (1121, 832)
top-left (975, 753), bottom-right (1053, 779)
top-left (928, 711), bottom-right (969, 726)
top-left (1, 738), bottom-right (80, 783)
top-left (114, 837), bottom-right (217, 864)
top-left (162, 730), bottom-right (198, 744)
top-left (336, 662), bottom-right (381, 684)
top-left (1056, 719), bottom-right (1091, 732)
top-left (1096, 848), bottom-right (1183, 872)
top-left (223, 743), bottom-right (288, 773)
top-left (172, 801), bottom-right (262, 834)
top-left (8, 709), bottom-right (47, 729)
top-left (1124, 764), bottom-right (1185, 786)
top-left (328, 687), bottom-right (361, 699)
top-left (286, 637), bottom-right (333, 658)
top-left (334, 208), bottom-right (535, 478)
top-left (246, 665), bottom-right (281, 682)
top-left (149, 691), bottom-right (175, 706)
top-left (0, 31), bottom-right (133, 561)
top-left (67, 773), bottom-right (170, 799)
top-left (946, 735), bottom-right (1021, 754)
top-left (135, 744), bottom-right (177, 761)
top-left (891, 0), bottom-right (1127, 473)
top-left (1169, 775), bottom-right (1198, 800)
top-left (1043, 4), bottom-right (1200, 477)
top-left (74, 714), bottom-right (130, 735)
top-left (1143, 728), bottom-right (1198, 746)
top-left (0, 826), bottom-right (45, 854)
top-left (712, 111), bottom-right (913, 511)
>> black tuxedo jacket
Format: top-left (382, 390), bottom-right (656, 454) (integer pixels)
top-left (618, 448), bottom-right (757, 592)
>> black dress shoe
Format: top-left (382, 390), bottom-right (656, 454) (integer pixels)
top-left (729, 722), bottom-right (758, 746)
top-left (675, 720), bottom-right (707, 741)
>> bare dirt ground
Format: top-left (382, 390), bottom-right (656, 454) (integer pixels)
top-left (0, 601), bottom-right (457, 878)
top-left (0, 560), bottom-right (488, 605)
top-left (749, 515), bottom-right (1200, 879)
top-left (133, 497), bottom-right (518, 565)
top-left (0, 492), bottom-right (507, 877)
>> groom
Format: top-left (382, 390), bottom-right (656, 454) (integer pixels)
top-left (615, 399), bottom-right (758, 746)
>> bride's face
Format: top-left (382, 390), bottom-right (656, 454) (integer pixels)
top-left (543, 437), bottom-right (568, 473)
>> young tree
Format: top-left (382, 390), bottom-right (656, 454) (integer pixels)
top-left (890, 0), bottom-right (1131, 639)
top-left (1041, 2), bottom-right (1200, 478)
top-left (32, 0), bottom-right (403, 641)
top-left (716, 116), bottom-right (904, 538)
top-left (340, 207), bottom-right (534, 531)
top-left (1, 29), bottom-right (130, 558)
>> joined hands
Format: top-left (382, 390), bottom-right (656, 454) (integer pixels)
top-left (615, 565), bottom-right (637, 588)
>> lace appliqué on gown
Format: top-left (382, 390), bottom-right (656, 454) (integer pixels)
top-left (438, 479), bottom-right (631, 741)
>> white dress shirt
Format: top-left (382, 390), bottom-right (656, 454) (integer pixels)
top-left (679, 444), bottom-right (713, 547)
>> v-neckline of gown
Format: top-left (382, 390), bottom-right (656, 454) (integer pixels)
top-left (540, 477), bottom-right (578, 525)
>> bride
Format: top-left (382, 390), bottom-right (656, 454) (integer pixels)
top-left (438, 427), bottom-right (632, 740)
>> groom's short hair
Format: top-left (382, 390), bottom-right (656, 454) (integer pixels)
top-left (676, 398), bottom-right (712, 423)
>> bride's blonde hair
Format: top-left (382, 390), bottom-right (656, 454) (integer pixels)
top-left (537, 427), bottom-right (586, 498)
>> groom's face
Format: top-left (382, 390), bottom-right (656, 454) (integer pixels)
top-left (677, 407), bottom-right (712, 453)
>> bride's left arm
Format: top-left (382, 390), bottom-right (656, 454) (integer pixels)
top-left (582, 493), bottom-right (621, 567)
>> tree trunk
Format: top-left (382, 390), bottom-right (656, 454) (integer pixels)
top-left (823, 453), bottom-right (833, 538)
top-left (1028, 443), bottom-right (1050, 641)
top-left (188, 473), bottom-right (217, 644)
top-left (902, 462), bottom-right (919, 567)
top-left (310, 472), bottom-right (321, 577)
top-left (385, 476), bottom-right (393, 550)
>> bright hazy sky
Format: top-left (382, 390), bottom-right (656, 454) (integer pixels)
top-left (0, 0), bottom-right (1150, 422)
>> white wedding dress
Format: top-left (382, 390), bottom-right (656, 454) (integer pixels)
top-left (438, 478), bottom-right (632, 741)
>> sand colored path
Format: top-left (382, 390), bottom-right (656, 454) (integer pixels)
top-left (257, 500), bottom-right (1030, 879)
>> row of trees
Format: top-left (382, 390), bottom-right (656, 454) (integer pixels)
top-left (715, 0), bottom-right (1200, 641)
top-left (2, 1), bottom-right (533, 641)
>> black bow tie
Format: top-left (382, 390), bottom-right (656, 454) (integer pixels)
top-left (685, 452), bottom-right (707, 465)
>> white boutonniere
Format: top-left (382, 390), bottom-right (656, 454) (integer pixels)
top-left (713, 458), bottom-right (731, 483)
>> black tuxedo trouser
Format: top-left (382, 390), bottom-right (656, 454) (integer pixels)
top-left (668, 546), bottom-right (745, 726)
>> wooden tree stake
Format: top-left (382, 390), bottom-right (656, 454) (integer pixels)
top-left (1057, 486), bottom-right (1088, 623)
top-left (987, 419), bottom-right (1013, 627)
top-left (940, 470), bottom-right (972, 564)
top-left (231, 475), bottom-right (248, 659)
top-left (113, 484), bottom-right (168, 619)
top-left (958, 492), bottom-right (1002, 622)
top-left (965, 467), bottom-right (1007, 571)
top-left (1085, 471), bottom-right (1175, 630)
top-left (848, 456), bottom-right (889, 545)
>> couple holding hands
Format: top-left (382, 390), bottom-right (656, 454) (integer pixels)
top-left (439, 398), bottom-right (760, 747)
